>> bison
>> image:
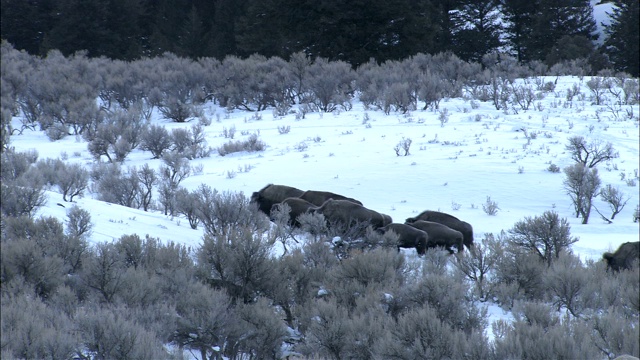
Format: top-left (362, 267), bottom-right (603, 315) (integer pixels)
top-left (313, 199), bottom-right (388, 233)
top-left (381, 213), bottom-right (393, 226)
top-left (603, 241), bottom-right (639, 272)
top-left (298, 190), bottom-right (363, 207)
top-left (251, 184), bottom-right (305, 215)
top-left (405, 220), bottom-right (464, 254)
top-left (270, 197), bottom-right (318, 227)
top-left (406, 210), bottom-right (474, 250)
top-left (377, 223), bottom-right (430, 255)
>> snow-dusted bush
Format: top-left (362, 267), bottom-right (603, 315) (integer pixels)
top-left (85, 108), bottom-right (146, 162)
top-left (25, 50), bottom-right (102, 138)
top-left (305, 57), bottom-right (355, 112)
top-left (491, 236), bottom-right (547, 304)
top-left (0, 174), bottom-right (47, 218)
top-left (0, 293), bottom-right (77, 359)
top-left (453, 234), bottom-right (500, 301)
top-left (169, 124), bottom-right (211, 159)
top-left (1, 148), bottom-right (38, 181)
top-left (144, 53), bottom-right (206, 122)
top-left (65, 205), bottom-right (93, 240)
top-left (173, 187), bottom-right (200, 229)
top-left (158, 96), bottom-right (194, 122)
top-left (235, 298), bottom-right (289, 359)
top-left (493, 301), bottom-right (600, 359)
top-left (600, 184), bottom-right (630, 220)
top-left (565, 135), bottom-right (618, 169)
top-left (217, 133), bottom-right (266, 156)
top-left (93, 164), bottom-right (141, 209)
top-left (563, 163), bottom-right (601, 224)
top-left (482, 196), bottom-right (500, 215)
top-left (507, 211), bottom-right (578, 267)
top-left (193, 185), bottom-right (268, 237)
top-left (196, 226), bottom-right (274, 303)
top-left (393, 137), bottom-right (412, 156)
top-left (76, 304), bottom-right (170, 359)
top-left (140, 124), bottom-right (172, 159)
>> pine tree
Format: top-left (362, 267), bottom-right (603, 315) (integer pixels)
top-left (450, 0), bottom-right (503, 62)
top-left (501, 0), bottom-right (597, 63)
top-left (603, 0), bottom-right (640, 77)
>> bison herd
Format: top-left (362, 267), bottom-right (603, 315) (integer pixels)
top-left (251, 184), bottom-right (640, 271)
top-left (251, 183), bottom-right (474, 256)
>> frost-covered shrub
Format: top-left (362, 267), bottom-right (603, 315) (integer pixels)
top-left (194, 186), bottom-right (269, 236)
top-left (355, 60), bottom-right (386, 109)
top-left (77, 305), bottom-right (171, 359)
top-left (453, 234), bottom-right (499, 301)
top-left (82, 241), bottom-right (128, 303)
top-left (144, 53), bottom-right (205, 121)
top-left (563, 163), bottom-right (601, 224)
top-left (217, 134), bottom-right (266, 156)
top-left (482, 196), bottom-right (500, 215)
top-left (0, 174), bottom-right (47, 218)
top-left (0, 294), bottom-right (77, 359)
top-left (493, 301), bottom-right (600, 360)
top-left (1, 148), bottom-right (38, 181)
top-left (329, 248), bottom-right (405, 306)
top-left (418, 70), bottom-right (449, 111)
top-left (55, 162), bottom-right (89, 202)
top-left (141, 124), bottom-right (172, 159)
top-left (206, 55), bottom-right (294, 112)
top-left (600, 184), bottom-right (630, 220)
top-left (174, 187), bottom-right (200, 229)
top-left (97, 58), bottom-right (148, 110)
top-left (374, 304), bottom-right (485, 360)
top-left (170, 124), bottom-right (211, 159)
top-left (160, 151), bottom-right (190, 190)
top-left (507, 211), bottom-right (578, 266)
top-left (235, 298), bottom-right (289, 359)
top-left (306, 58), bottom-right (355, 112)
top-left (492, 236), bottom-right (547, 303)
top-left (196, 226), bottom-right (274, 303)
top-left (548, 163), bottom-right (561, 173)
top-left (26, 50), bottom-right (102, 138)
top-left (158, 96), bottom-right (194, 122)
top-left (93, 164), bottom-right (141, 208)
top-left (85, 108), bottom-right (145, 162)
top-left (565, 136), bottom-right (618, 169)
top-left (1, 237), bottom-right (67, 298)
top-left (545, 251), bottom-right (590, 317)
top-left (65, 205), bottom-right (93, 240)
top-left (3, 215), bottom-right (88, 274)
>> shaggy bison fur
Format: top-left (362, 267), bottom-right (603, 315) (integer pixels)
top-left (270, 197), bottom-right (318, 227)
top-left (251, 184), bottom-right (305, 215)
top-left (405, 220), bottom-right (464, 254)
top-left (377, 223), bottom-right (430, 255)
top-left (298, 190), bottom-right (363, 207)
top-left (313, 199), bottom-right (388, 232)
top-left (603, 241), bottom-right (639, 271)
top-left (406, 210), bottom-right (473, 250)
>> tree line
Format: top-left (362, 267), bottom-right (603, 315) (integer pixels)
top-left (0, 0), bottom-right (638, 75)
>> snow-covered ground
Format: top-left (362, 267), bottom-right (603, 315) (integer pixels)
top-left (9, 75), bottom-right (640, 353)
top-left (12, 76), bottom-right (638, 258)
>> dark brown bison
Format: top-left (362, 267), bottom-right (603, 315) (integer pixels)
top-left (406, 210), bottom-right (473, 250)
top-left (381, 213), bottom-right (393, 226)
top-left (251, 184), bottom-right (305, 215)
top-left (313, 199), bottom-right (387, 232)
top-left (298, 190), bottom-right (363, 207)
top-left (603, 241), bottom-right (639, 271)
top-left (270, 197), bottom-right (318, 227)
top-left (377, 223), bottom-right (430, 255)
top-left (405, 220), bottom-right (464, 254)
